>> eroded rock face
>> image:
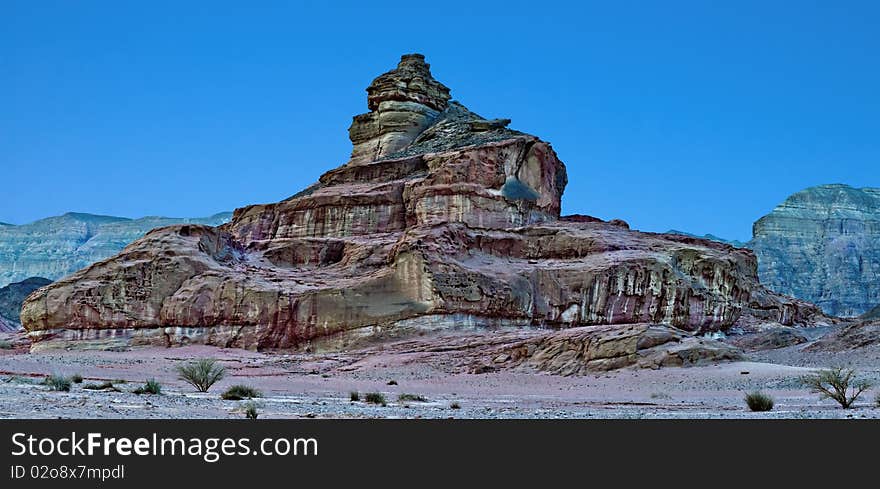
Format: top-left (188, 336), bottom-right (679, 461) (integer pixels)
top-left (750, 184), bottom-right (880, 317)
top-left (349, 54), bottom-right (451, 165)
top-left (498, 324), bottom-right (744, 374)
top-left (806, 319), bottom-right (880, 352)
top-left (725, 326), bottom-right (808, 351)
top-left (21, 54), bottom-right (821, 355)
top-left (0, 212), bottom-right (232, 288)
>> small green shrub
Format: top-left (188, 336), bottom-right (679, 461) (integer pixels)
top-left (0, 340), bottom-right (13, 349)
top-left (243, 402), bottom-right (259, 419)
top-left (398, 393), bottom-right (427, 402)
top-left (177, 359), bottom-right (226, 392)
top-left (71, 374), bottom-right (83, 384)
top-left (801, 367), bottom-right (871, 409)
top-left (450, 401), bottom-right (461, 410)
top-left (349, 391), bottom-right (360, 402)
top-left (44, 375), bottom-right (71, 392)
top-left (364, 392), bottom-right (386, 406)
top-left (133, 379), bottom-right (162, 395)
top-left (386, 380), bottom-right (398, 386)
top-left (82, 381), bottom-right (119, 392)
top-left (145, 378), bottom-right (162, 394)
top-left (221, 384), bottom-right (262, 400)
top-left (744, 391), bottom-right (774, 412)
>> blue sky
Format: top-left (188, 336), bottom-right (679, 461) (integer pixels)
top-left (2, 1), bottom-right (878, 240)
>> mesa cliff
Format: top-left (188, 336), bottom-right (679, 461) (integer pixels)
top-left (0, 212), bottom-right (232, 288)
top-left (0, 277), bottom-right (52, 331)
top-left (21, 54), bottom-right (822, 354)
top-left (750, 184), bottom-right (880, 317)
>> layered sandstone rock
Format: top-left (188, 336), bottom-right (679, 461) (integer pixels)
top-left (749, 184), bottom-right (880, 317)
top-left (22, 54), bottom-right (821, 358)
top-left (0, 212), bottom-right (232, 288)
top-left (498, 324), bottom-right (744, 374)
top-left (725, 325), bottom-right (808, 351)
top-left (348, 54), bottom-right (451, 165)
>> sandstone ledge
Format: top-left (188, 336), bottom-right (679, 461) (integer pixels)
top-left (27, 321), bottom-right (744, 376)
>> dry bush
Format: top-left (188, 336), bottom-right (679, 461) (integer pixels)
top-left (744, 391), bottom-right (774, 412)
top-left (801, 367), bottom-right (871, 409)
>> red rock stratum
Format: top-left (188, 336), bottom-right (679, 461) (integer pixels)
top-left (21, 54), bottom-right (822, 355)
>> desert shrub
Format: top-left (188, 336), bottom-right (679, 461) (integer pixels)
top-left (801, 367), bottom-right (871, 409)
top-left (177, 359), bottom-right (226, 392)
top-left (350, 391), bottom-right (360, 402)
top-left (387, 380), bottom-right (398, 386)
top-left (876, 392), bottom-right (880, 407)
top-left (221, 384), bottom-right (262, 400)
top-left (365, 392), bottom-right (386, 406)
top-left (44, 375), bottom-right (71, 392)
top-left (398, 393), bottom-right (427, 402)
top-left (82, 381), bottom-right (119, 392)
top-left (744, 391), bottom-right (774, 412)
top-left (133, 379), bottom-right (162, 395)
top-left (450, 401), bottom-right (461, 410)
top-left (243, 402), bottom-right (259, 419)
top-left (71, 374), bottom-right (83, 384)
top-left (0, 340), bottom-right (13, 349)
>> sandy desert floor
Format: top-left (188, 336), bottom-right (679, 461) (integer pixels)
top-left (2, 331), bottom-right (879, 419)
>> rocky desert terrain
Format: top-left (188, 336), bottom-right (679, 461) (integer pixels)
top-left (2, 325), bottom-right (879, 419)
top-left (3, 54), bottom-right (879, 420)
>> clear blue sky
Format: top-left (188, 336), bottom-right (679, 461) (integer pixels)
top-left (2, 1), bottom-right (878, 241)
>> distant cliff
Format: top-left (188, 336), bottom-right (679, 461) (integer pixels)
top-left (0, 212), bottom-right (231, 288)
top-left (860, 304), bottom-right (880, 321)
top-left (0, 277), bottom-right (52, 331)
top-left (749, 184), bottom-right (880, 317)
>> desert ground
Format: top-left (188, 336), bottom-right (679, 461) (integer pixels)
top-left (1, 328), bottom-right (878, 419)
